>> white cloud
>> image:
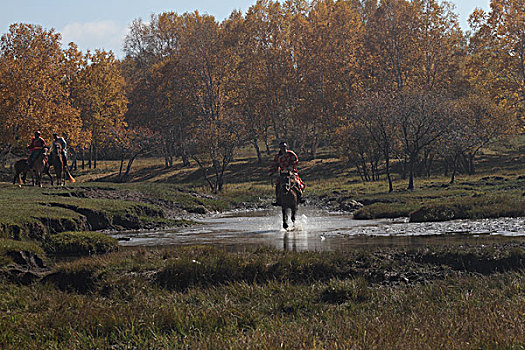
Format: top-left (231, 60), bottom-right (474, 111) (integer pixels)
top-left (60, 20), bottom-right (129, 57)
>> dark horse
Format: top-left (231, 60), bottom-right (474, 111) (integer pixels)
top-left (278, 171), bottom-right (300, 229)
top-left (13, 147), bottom-right (52, 187)
top-left (48, 143), bottom-right (75, 186)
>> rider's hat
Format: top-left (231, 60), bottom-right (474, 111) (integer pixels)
top-left (35, 131), bottom-right (41, 136)
top-left (53, 132), bottom-right (58, 137)
top-left (279, 141), bottom-right (287, 148)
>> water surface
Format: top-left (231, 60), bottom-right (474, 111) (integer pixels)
top-left (111, 207), bottom-right (525, 252)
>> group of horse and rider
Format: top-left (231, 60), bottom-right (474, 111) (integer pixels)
top-left (13, 131), bottom-right (74, 187)
top-left (268, 141), bottom-right (306, 229)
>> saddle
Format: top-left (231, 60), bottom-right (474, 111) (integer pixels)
top-left (279, 171), bottom-right (300, 194)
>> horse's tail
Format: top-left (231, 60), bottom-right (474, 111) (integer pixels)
top-left (65, 168), bottom-right (76, 183)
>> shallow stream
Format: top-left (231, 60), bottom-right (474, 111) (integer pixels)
top-left (111, 207), bottom-right (525, 252)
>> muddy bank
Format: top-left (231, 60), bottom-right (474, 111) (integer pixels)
top-left (6, 241), bottom-right (522, 293)
top-left (2, 201), bottom-right (165, 240)
top-left (148, 242), bottom-right (525, 291)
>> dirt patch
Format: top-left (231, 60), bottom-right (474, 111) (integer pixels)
top-left (1, 250), bottom-right (50, 285)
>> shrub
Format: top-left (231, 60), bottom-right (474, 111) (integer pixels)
top-left (320, 277), bottom-right (370, 304)
top-left (42, 258), bottom-right (108, 293)
top-left (44, 231), bottom-right (118, 256)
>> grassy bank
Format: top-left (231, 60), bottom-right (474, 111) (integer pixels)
top-left (0, 182), bottom-right (245, 240)
top-left (1, 244), bottom-right (525, 349)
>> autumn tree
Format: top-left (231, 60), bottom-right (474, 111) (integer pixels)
top-left (454, 94), bottom-right (512, 175)
top-left (291, 0), bottom-right (363, 157)
top-left (70, 50), bottom-right (128, 168)
top-left (123, 12), bottom-right (192, 168)
top-left (180, 12), bottom-right (246, 192)
top-left (363, 0), bottom-right (463, 93)
top-left (467, 0), bottom-right (525, 129)
top-left (0, 23), bottom-right (81, 163)
top-left (335, 121), bottom-right (382, 182)
top-left (227, 4), bottom-right (274, 163)
top-left (244, 1), bottom-right (297, 147)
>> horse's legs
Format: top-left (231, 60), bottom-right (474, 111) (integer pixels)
top-left (282, 207), bottom-right (288, 229)
top-left (291, 208), bottom-right (296, 225)
top-left (45, 166), bottom-right (53, 186)
top-left (56, 166), bottom-right (62, 186)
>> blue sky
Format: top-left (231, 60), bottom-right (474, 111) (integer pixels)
top-left (1, 0), bottom-right (490, 58)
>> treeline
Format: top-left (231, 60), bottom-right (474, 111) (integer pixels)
top-left (1, 0), bottom-right (523, 191)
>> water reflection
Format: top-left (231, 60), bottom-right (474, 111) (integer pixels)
top-left (111, 207), bottom-right (525, 252)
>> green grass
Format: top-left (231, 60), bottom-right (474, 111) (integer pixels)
top-left (43, 231), bottom-right (118, 256)
top-left (1, 246), bottom-right (525, 349)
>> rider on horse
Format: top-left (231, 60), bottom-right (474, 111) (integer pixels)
top-left (52, 133), bottom-right (68, 165)
top-left (268, 141), bottom-right (305, 206)
top-left (27, 131), bottom-right (47, 168)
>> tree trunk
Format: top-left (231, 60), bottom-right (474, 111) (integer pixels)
top-left (181, 148), bottom-right (191, 167)
top-left (81, 147), bottom-right (85, 170)
top-left (264, 134), bottom-right (271, 155)
top-left (310, 137), bottom-right (319, 160)
top-left (385, 155), bottom-right (393, 193)
top-left (94, 143), bottom-right (97, 169)
top-left (122, 151), bottom-right (141, 182)
top-left (449, 156), bottom-right (457, 185)
top-left (401, 156), bottom-right (407, 180)
top-left (468, 152), bottom-right (475, 175)
top-left (253, 137), bottom-right (262, 164)
top-left (88, 143), bottom-right (92, 169)
top-left (407, 157), bottom-right (415, 190)
top-left (71, 151), bottom-right (77, 171)
top-left (426, 154), bottom-right (434, 177)
top-left (163, 139), bottom-right (170, 169)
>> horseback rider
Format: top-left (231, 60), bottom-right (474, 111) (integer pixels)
top-left (27, 131), bottom-right (47, 168)
top-left (52, 133), bottom-right (68, 165)
top-left (268, 141), bottom-right (305, 206)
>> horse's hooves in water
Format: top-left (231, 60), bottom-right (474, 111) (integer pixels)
top-left (283, 223), bottom-right (288, 230)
